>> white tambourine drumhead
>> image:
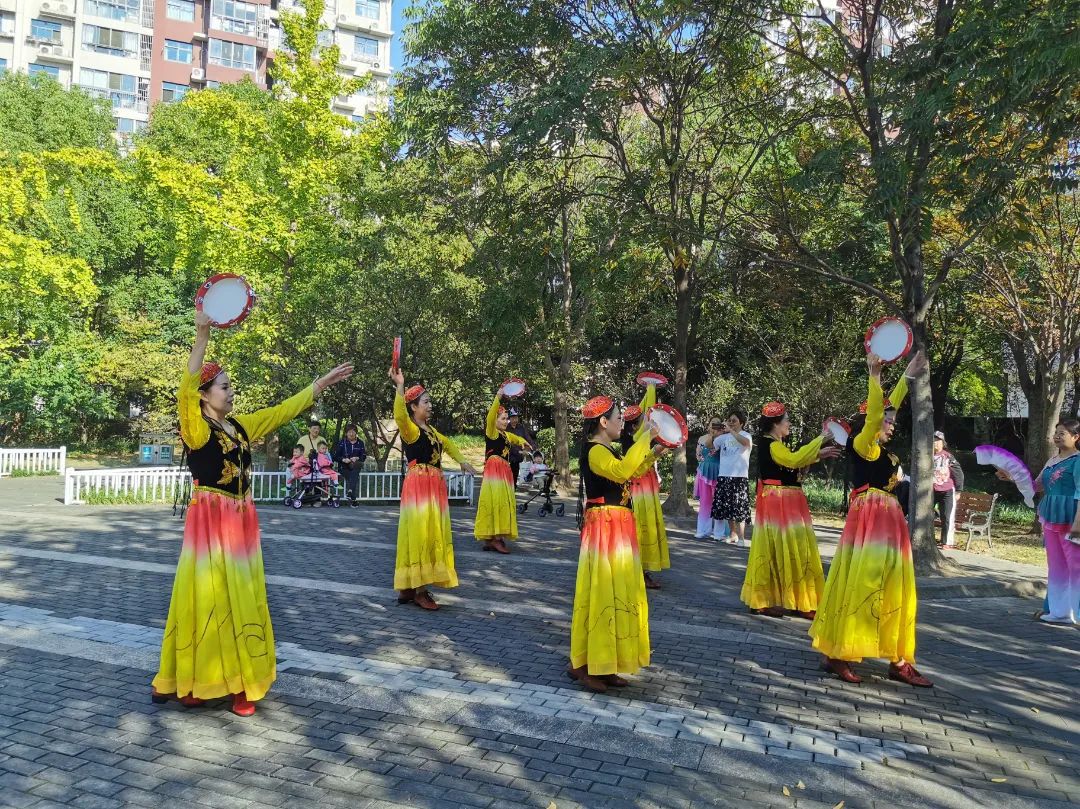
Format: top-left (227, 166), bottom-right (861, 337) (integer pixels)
top-left (647, 404), bottom-right (688, 448)
top-left (196, 274), bottom-right (255, 328)
top-left (824, 418), bottom-right (851, 446)
top-left (864, 316), bottom-right (913, 364)
top-left (501, 378), bottom-right (526, 398)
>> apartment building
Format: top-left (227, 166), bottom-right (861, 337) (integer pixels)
top-left (0, 0), bottom-right (391, 136)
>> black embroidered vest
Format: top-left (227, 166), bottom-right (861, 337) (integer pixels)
top-left (852, 443), bottom-right (902, 493)
top-left (187, 418), bottom-right (252, 497)
top-left (485, 432), bottom-right (510, 461)
top-left (757, 436), bottom-right (802, 487)
top-left (582, 442), bottom-right (631, 509)
top-left (404, 425), bottom-right (443, 468)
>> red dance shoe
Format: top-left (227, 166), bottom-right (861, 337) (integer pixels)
top-left (414, 590), bottom-right (440, 611)
top-left (566, 665), bottom-right (607, 693)
top-left (792, 610), bottom-right (816, 620)
top-left (602, 674), bottom-right (629, 688)
top-left (751, 606), bottom-right (786, 618)
top-left (231, 692), bottom-right (256, 717)
top-left (397, 588), bottom-right (415, 604)
top-left (823, 659), bottom-right (862, 683)
top-left (889, 662), bottom-right (933, 688)
top-left (644, 573), bottom-right (661, 590)
top-left (492, 538), bottom-right (510, 554)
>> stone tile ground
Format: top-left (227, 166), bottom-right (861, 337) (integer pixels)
top-left (0, 477), bottom-right (1076, 808)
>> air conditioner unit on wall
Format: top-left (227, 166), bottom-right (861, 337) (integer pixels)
top-left (372, 62), bottom-right (379, 69)
top-left (191, 67), bottom-right (204, 80)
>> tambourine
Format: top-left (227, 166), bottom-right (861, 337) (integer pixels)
top-left (647, 404), bottom-right (688, 449)
top-left (636, 371), bottom-right (668, 388)
top-left (501, 378), bottom-right (526, 398)
top-left (864, 316), bottom-right (913, 365)
top-left (195, 273), bottom-right (256, 328)
top-left (391, 336), bottom-right (402, 371)
top-left (824, 417), bottom-right (851, 447)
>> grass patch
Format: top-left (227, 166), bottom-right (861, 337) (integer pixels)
top-left (83, 490), bottom-right (180, 505)
top-left (8, 469), bottom-right (61, 478)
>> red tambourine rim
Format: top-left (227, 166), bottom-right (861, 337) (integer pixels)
top-left (194, 272), bottom-right (256, 329)
top-left (824, 417), bottom-right (851, 437)
top-left (502, 377), bottom-right (526, 397)
top-left (391, 337), bottom-right (402, 370)
top-left (636, 371), bottom-right (669, 388)
top-left (864, 316), bottom-right (913, 365)
top-left (647, 403), bottom-right (688, 448)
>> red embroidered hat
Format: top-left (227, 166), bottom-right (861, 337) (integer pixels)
top-left (858, 398), bottom-right (892, 414)
top-left (404, 384), bottom-right (425, 403)
top-left (622, 405), bottom-right (642, 422)
top-left (761, 401), bottom-right (785, 418)
top-left (582, 396), bottom-right (614, 419)
top-left (200, 362), bottom-right (223, 386)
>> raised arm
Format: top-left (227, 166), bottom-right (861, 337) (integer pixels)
top-left (485, 393), bottom-right (501, 440)
top-left (178, 369), bottom-right (211, 450)
top-left (590, 434), bottom-right (653, 484)
top-left (506, 431), bottom-right (530, 448)
top-left (853, 375), bottom-right (887, 462)
top-left (633, 384), bottom-right (658, 441)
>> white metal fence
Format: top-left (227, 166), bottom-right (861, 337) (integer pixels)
top-left (0, 447), bottom-right (67, 477)
top-left (63, 466), bottom-right (475, 506)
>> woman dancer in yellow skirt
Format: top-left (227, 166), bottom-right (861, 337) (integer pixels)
top-left (810, 351), bottom-right (932, 687)
top-left (743, 402), bottom-right (841, 619)
top-left (475, 385), bottom-right (530, 554)
top-left (621, 382), bottom-right (669, 589)
top-left (152, 311), bottom-right (353, 716)
top-left (569, 396), bottom-right (658, 693)
top-left (389, 366), bottom-right (476, 610)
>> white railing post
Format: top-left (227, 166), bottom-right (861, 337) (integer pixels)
top-left (59, 445), bottom-right (67, 475)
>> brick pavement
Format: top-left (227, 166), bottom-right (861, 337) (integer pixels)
top-left (0, 476), bottom-right (1077, 808)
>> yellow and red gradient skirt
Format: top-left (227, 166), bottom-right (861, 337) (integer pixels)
top-left (741, 484), bottom-right (825, 612)
top-left (810, 488), bottom-right (917, 663)
top-left (152, 489), bottom-right (276, 702)
top-left (630, 468), bottom-right (670, 572)
top-left (474, 455), bottom-right (518, 541)
top-left (570, 505), bottom-right (650, 676)
top-left (394, 463), bottom-right (459, 590)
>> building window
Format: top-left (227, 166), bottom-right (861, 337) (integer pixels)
top-left (164, 39), bottom-right (193, 63)
top-left (209, 39), bottom-right (256, 71)
top-left (210, 0), bottom-right (258, 37)
top-left (81, 68), bottom-right (139, 109)
top-left (82, 25), bottom-right (139, 58)
top-left (31, 19), bottom-right (63, 43)
top-left (162, 81), bottom-right (189, 102)
top-left (354, 35), bottom-right (378, 60)
top-left (0, 12), bottom-right (15, 36)
top-left (166, 0), bottom-right (196, 22)
top-left (355, 0), bottom-right (380, 19)
top-left (86, 0), bottom-right (141, 23)
top-left (29, 64), bottom-right (62, 80)
top-left (114, 116), bottom-right (146, 135)
top-left (0, 58), bottom-right (7, 77)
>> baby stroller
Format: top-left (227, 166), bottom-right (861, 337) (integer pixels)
top-left (283, 454), bottom-right (341, 509)
top-left (516, 455), bottom-right (565, 517)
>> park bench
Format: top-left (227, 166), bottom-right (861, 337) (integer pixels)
top-left (955, 491), bottom-right (999, 550)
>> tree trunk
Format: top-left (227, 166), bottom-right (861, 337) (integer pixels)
top-left (664, 254), bottom-right (693, 515)
top-left (928, 344), bottom-right (963, 429)
top-left (907, 321), bottom-right (944, 574)
top-left (1025, 366), bottom-right (1068, 474)
top-left (264, 432), bottom-right (280, 471)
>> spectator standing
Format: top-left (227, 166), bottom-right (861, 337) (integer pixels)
top-left (335, 423), bottom-right (367, 504)
top-left (932, 430), bottom-right (964, 548)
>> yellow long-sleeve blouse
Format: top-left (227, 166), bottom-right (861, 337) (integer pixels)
top-left (485, 394), bottom-right (530, 447)
top-left (393, 389), bottom-right (465, 466)
top-left (852, 376), bottom-right (909, 462)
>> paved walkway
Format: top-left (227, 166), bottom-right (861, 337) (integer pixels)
top-left (0, 476), bottom-right (1077, 809)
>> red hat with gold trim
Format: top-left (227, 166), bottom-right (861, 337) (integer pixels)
top-left (622, 404), bottom-right (642, 422)
top-left (582, 396), bottom-right (614, 419)
top-left (199, 362), bottom-right (223, 387)
top-left (761, 401), bottom-right (786, 418)
top-left (404, 384), bottom-right (426, 403)
top-left (858, 398), bottom-right (892, 414)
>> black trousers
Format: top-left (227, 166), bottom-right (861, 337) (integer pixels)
top-left (894, 480), bottom-right (911, 517)
top-left (341, 466), bottom-right (361, 500)
top-left (933, 488), bottom-right (956, 546)
top-left (509, 459), bottom-right (521, 488)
